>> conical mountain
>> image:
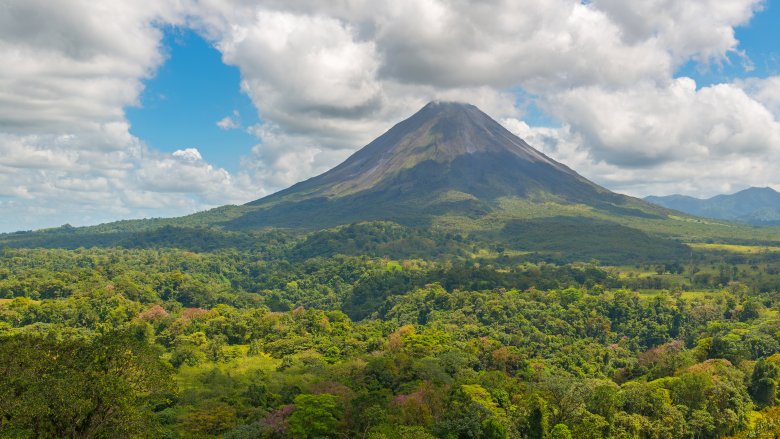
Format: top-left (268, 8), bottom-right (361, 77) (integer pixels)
top-left (0, 101), bottom-right (697, 262)
top-left (225, 101), bottom-right (664, 229)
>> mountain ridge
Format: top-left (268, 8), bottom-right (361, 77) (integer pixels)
top-left (646, 186), bottom-right (780, 225)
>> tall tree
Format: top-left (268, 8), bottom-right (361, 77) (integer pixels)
top-left (0, 326), bottom-right (174, 438)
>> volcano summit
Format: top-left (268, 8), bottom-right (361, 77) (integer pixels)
top-left (228, 101), bottom-right (661, 229)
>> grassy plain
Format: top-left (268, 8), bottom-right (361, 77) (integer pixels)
top-left (689, 243), bottom-right (780, 254)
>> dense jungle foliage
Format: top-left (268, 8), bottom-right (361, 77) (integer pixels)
top-left (4, 223), bottom-right (780, 438)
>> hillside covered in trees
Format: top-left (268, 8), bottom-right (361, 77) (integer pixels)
top-left (3, 230), bottom-right (780, 438)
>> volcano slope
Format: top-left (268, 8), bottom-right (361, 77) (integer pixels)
top-left (228, 102), bottom-right (666, 229)
top-left (4, 101), bottom-right (779, 262)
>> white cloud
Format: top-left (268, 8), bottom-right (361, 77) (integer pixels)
top-left (0, 0), bottom-right (777, 231)
top-left (592, 0), bottom-right (761, 65)
top-left (0, 0), bottom-right (185, 135)
top-left (542, 78), bottom-right (780, 167)
top-left (0, 0), bottom-right (262, 231)
top-left (216, 110), bottom-right (240, 130)
top-left (372, 0), bottom-right (672, 90)
top-left (138, 148), bottom-right (236, 197)
top-left (241, 123), bottom-right (348, 190)
top-left (739, 76), bottom-right (780, 116)
top-left (501, 80), bottom-right (780, 199)
top-left (0, 130), bottom-right (257, 230)
top-left (212, 10), bottom-right (386, 146)
top-left (172, 148), bottom-right (203, 162)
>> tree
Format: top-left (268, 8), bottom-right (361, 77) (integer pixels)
top-left (527, 396), bottom-right (548, 439)
top-left (740, 300), bottom-right (762, 321)
top-left (751, 358), bottom-right (780, 407)
top-left (0, 327), bottom-right (174, 438)
top-left (181, 402), bottom-right (238, 435)
top-left (550, 423), bottom-right (572, 439)
top-left (289, 393), bottom-right (341, 438)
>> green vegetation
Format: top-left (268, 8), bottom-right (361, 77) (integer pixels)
top-left (689, 243), bottom-right (780, 254)
top-left (5, 197), bottom-right (780, 267)
top-left (0, 327), bottom-right (174, 438)
top-left (2, 225), bottom-right (780, 438)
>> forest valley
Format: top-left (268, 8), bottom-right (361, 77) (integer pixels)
top-left (3, 223), bottom-right (780, 438)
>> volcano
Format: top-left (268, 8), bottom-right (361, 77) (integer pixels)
top-left (0, 101), bottom-right (697, 262)
top-left (226, 101), bottom-right (662, 229)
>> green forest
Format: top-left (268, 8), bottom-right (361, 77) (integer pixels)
top-left (3, 223), bottom-right (780, 438)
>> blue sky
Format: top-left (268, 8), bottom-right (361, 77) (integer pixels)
top-left (676, 0), bottom-right (780, 85)
top-left (126, 28), bottom-right (260, 172)
top-left (2, 0), bottom-right (780, 232)
top-left (733, 0), bottom-right (780, 75)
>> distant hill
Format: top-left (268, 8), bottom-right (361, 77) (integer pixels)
top-left (646, 187), bottom-right (780, 225)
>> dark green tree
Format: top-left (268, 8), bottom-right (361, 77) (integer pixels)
top-left (289, 393), bottom-right (341, 438)
top-left (0, 328), bottom-right (174, 438)
top-left (751, 358), bottom-right (780, 407)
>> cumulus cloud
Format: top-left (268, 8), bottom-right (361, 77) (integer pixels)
top-left (542, 78), bottom-right (780, 167)
top-left (241, 122), bottom-right (355, 190)
top-left (137, 148), bottom-right (240, 199)
top-left (211, 10), bottom-right (386, 146)
top-left (0, 0), bottom-right (184, 134)
top-left (0, 130), bottom-right (256, 230)
top-left (0, 0), bottom-right (260, 231)
top-left (739, 76), bottom-right (780, 116)
top-left (216, 110), bottom-right (240, 130)
top-left (502, 89), bottom-right (780, 199)
top-left (372, 0), bottom-right (672, 90)
top-left (192, 0), bottom-right (675, 148)
top-left (592, 0), bottom-right (761, 65)
top-left (0, 0), bottom-right (778, 231)
top-left (171, 148), bottom-right (202, 162)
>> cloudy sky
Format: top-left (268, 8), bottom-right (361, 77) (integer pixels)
top-left (1, 0), bottom-right (780, 232)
